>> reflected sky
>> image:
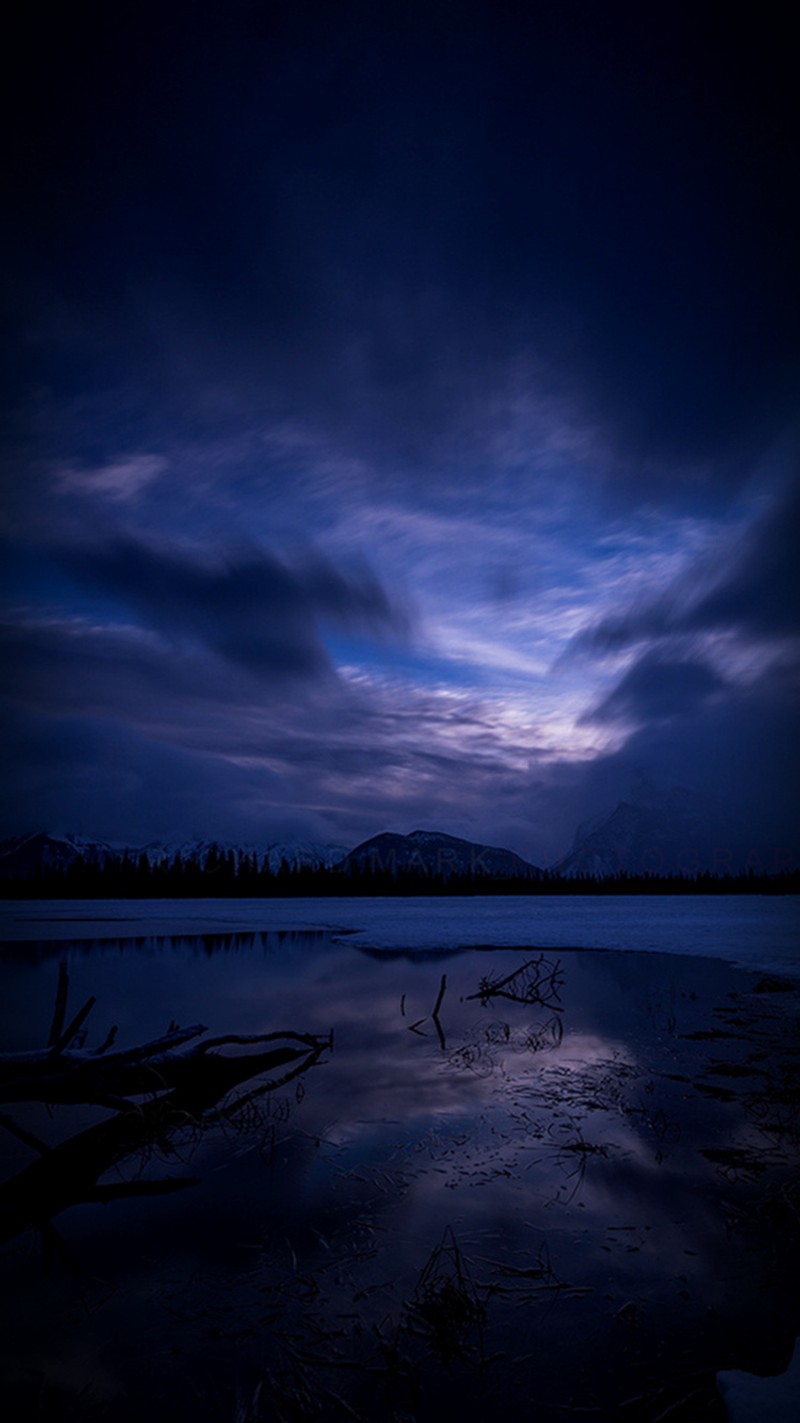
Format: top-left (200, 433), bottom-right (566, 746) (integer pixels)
top-left (1, 932), bottom-right (798, 1420)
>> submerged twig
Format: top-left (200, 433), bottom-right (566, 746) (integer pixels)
top-left (407, 1225), bottom-right (487, 1364)
top-left (467, 954), bottom-right (564, 1010)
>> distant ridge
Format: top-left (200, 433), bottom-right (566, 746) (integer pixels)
top-left (0, 832), bottom-right (119, 880)
top-left (339, 829), bottom-right (541, 880)
top-left (140, 838), bottom-right (350, 874)
top-left (552, 784), bottom-right (771, 877)
top-left (0, 832), bottom-right (349, 881)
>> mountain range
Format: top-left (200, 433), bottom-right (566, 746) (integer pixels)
top-left (0, 828), bottom-right (539, 882)
top-left (1, 785), bottom-right (792, 882)
top-left (0, 832), bottom-right (350, 882)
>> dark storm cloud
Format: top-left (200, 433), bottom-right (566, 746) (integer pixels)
top-left (505, 648), bottom-right (800, 868)
top-left (0, 616), bottom-right (243, 724)
top-left (582, 653), bottom-right (727, 727)
top-left (604, 667), bottom-right (800, 859)
top-left (690, 484), bottom-right (800, 638)
top-left (0, 633), bottom-right (547, 847)
top-left (6, 2), bottom-right (798, 495)
top-left (48, 533), bottom-right (406, 677)
top-left (555, 479), bottom-right (800, 857)
top-left (0, 701), bottom-right (286, 845)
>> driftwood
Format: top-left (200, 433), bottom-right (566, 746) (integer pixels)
top-left (0, 1035), bottom-right (328, 1248)
top-left (0, 1025), bottom-right (329, 1106)
top-left (0, 965), bottom-right (329, 1107)
top-left (0, 966), bottom-right (331, 1251)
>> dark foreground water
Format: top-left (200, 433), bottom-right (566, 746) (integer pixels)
top-left (1, 928), bottom-right (799, 1421)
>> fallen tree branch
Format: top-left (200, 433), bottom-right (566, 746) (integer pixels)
top-left (0, 1033), bottom-right (329, 1245)
top-left (0, 1023), bottom-right (210, 1102)
top-left (0, 1029), bottom-right (329, 1106)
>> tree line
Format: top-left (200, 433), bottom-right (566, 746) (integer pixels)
top-left (2, 845), bottom-right (797, 898)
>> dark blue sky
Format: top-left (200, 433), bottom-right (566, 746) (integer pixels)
top-left (2, 1), bottom-right (798, 861)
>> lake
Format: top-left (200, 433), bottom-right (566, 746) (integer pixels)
top-left (1, 897), bottom-right (798, 1420)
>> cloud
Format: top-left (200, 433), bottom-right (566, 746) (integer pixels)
top-left (4, 7), bottom-right (797, 862)
top-left (50, 532), bottom-right (407, 678)
top-left (582, 652), bottom-right (728, 728)
top-left (525, 478), bottom-right (800, 863)
top-left (569, 479), bottom-right (800, 657)
top-left (53, 455), bottom-right (168, 502)
top-left (9, 0), bottom-right (797, 521)
top-left (2, 608), bottom-right (796, 865)
top-left (0, 608), bottom-right (566, 854)
top-left (0, 703), bottom-right (293, 845)
top-left (688, 484), bottom-right (800, 639)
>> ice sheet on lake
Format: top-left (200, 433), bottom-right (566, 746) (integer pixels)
top-left (1, 894), bottom-right (798, 974)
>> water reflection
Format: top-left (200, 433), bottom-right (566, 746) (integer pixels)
top-left (0, 932), bottom-right (798, 1420)
top-left (0, 926), bottom-right (330, 962)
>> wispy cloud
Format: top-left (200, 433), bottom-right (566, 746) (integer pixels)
top-left (52, 455), bottom-right (168, 502)
top-left (566, 481), bottom-right (800, 671)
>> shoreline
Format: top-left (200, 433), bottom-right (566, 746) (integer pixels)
top-left (1, 894), bottom-right (798, 977)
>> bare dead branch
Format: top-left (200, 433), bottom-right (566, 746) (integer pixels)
top-left (47, 963), bottom-right (69, 1048)
top-left (48, 996), bottom-right (96, 1058)
top-left (93, 1025), bottom-right (118, 1056)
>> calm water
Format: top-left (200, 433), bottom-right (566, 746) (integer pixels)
top-left (1, 925), bottom-right (799, 1420)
